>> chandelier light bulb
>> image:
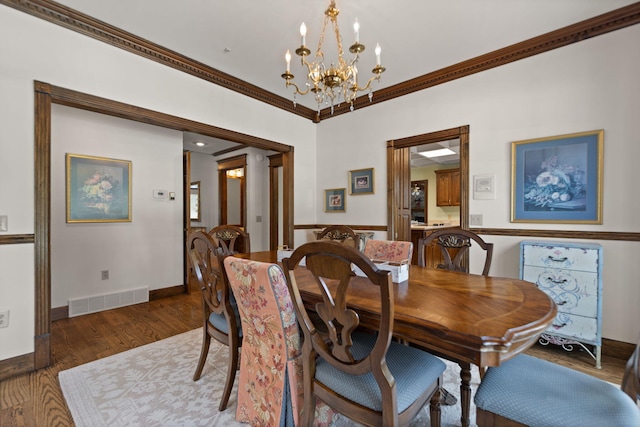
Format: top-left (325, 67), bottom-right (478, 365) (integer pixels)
top-left (300, 22), bottom-right (307, 46)
top-left (375, 43), bottom-right (381, 66)
top-left (353, 18), bottom-right (360, 43)
top-left (285, 50), bottom-right (291, 72)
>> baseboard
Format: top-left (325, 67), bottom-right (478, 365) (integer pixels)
top-left (603, 337), bottom-right (636, 360)
top-left (149, 284), bottom-right (187, 300)
top-left (0, 351), bottom-right (34, 381)
top-left (51, 305), bottom-right (68, 321)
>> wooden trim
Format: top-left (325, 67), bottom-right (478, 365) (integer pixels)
top-left (216, 154), bottom-right (247, 170)
top-left (283, 151), bottom-right (295, 249)
top-left (0, 352), bottom-right (34, 381)
top-left (149, 285), bottom-right (186, 301)
top-left (603, 337), bottom-right (636, 360)
top-left (34, 80), bottom-right (51, 370)
top-left (0, 0), bottom-right (317, 122)
top-left (0, 234), bottom-right (35, 244)
top-left (316, 3), bottom-right (640, 120)
top-left (295, 224), bottom-right (388, 231)
top-left (45, 84), bottom-right (291, 153)
top-left (3, 1), bottom-right (638, 123)
top-left (51, 305), bottom-right (68, 322)
top-left (471, 228), bottom-right (640, 242)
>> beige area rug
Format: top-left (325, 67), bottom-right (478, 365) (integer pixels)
top-left (59, 328), bottom-right (480, 426)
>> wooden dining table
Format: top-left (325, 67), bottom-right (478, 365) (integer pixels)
top-left (237, 250), bottom-right (557, 427)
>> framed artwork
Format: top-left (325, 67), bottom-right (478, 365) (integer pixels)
top-left (511, 130), bottom-right (603, 224)
top-left (349, 167), bottom-right (374, 195)
top-left (324, 188), bottom-right (346, 212)
top-left (66, 153), bottom-right (132, 223)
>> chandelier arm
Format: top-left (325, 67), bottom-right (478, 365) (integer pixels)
top-left (350, 73), bottom-right (383, 93)
top-left (285, 80), bottom-right (312, 96)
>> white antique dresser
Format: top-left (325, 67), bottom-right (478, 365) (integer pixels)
top-left (519, 240), bottom-right (603, 368)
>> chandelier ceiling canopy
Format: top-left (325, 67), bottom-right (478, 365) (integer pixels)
top-left (281, 0), bottom-right (385, 114)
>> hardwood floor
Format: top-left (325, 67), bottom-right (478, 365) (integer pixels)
top-left (0, 283), bottom-right (629, 426)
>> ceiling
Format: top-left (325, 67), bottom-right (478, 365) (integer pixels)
top-left (50, 0), bottom-right (636, 156)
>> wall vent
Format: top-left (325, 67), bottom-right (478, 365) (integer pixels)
top-left (68, 287), bottom-right (149, 317)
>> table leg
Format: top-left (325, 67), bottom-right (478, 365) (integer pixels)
top-left (458, 362), bottom-right (472, 427)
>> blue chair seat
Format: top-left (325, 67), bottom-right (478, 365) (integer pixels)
top-left (474, 354), bottom-right (640, 427)
top-left (315, 332), bottom-right (446, 413)
top-left (209, 305), bottom-right (242, 337)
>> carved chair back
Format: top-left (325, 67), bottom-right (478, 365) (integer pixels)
top-left (418, 229), bottom-right (493, 276)
top-left (208, 224), bottom-right (251, 255)
top-left (316, 225), bottom-right (361, 250)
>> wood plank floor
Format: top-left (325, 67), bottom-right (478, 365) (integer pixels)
top-left (0, 282), bottom-right (628, 426)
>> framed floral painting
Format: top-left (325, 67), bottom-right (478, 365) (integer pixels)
top-left (324, 188), bottom-right (346, 212)
top-left (511, 130), bottom-right (603, 224)
top-left (66, 154), bottom-right (132, 223)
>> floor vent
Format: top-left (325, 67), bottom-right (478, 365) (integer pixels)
top-left (68, 287), bottom-right (149, 317)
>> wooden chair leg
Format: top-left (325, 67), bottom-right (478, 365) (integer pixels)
top-left (219, 337), bottom-right (239, 411)
top-left (193, 327), bottom-right (211, 381)
top-left (429, 385), bottom-right (442, 427)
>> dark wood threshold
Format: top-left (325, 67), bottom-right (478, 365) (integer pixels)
top-left (51, 306), bottom-right (68, 322)
top-left (603, 337), bottom-right (636, 361)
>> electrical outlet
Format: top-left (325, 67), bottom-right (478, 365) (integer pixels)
top-left (101, 270), bottom-right (109, 280)
top-left (0, 309), bottom-right (9, 328)
top-left (0, 215), bottom-right (7, 232)
top-left (470, 214), bottom-right (483, 226)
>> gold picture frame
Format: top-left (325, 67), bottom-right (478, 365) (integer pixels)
top-left (511, 130), bottom-right (603, 224)
top-left (66, 153), bottom-right (132, 223)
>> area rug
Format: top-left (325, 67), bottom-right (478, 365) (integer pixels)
top-left (59, 328), bottom-right (479, 426)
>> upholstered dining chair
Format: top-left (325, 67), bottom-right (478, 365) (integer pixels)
top-left (474, 337), bottom-right (640, 427)
top-left (208, 224), bottom-right (251, 255)
top-left (418, 228), bottom-right (493, 276)
top-left (282, 240), bottom-right (446, 427)
top-left (315, 225), bottom-right (361, 250)
top-left (222, 256), bottom-right (339, 426)
top-left (187, 231), bottom-right (242, 411)
top-left (362, 239), bottom-right (413, 263)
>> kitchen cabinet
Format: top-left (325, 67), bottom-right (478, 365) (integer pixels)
top-left (435, 168), bottom-right (460, 206)
top-left (411, 226), bottom-right (457, 266)
top-left (520, 240), bottom-right (602, 368)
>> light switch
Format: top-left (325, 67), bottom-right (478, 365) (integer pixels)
top-left (0, 215), bottom-right (7, 232)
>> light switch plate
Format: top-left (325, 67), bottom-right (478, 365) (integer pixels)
top-left (0, 215), bottom-right (7, 231)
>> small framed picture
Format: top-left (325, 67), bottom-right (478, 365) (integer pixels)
top-left (324, 188), bottom-right (346, 212)
top-left (349, 167), bottom-right (374, 195)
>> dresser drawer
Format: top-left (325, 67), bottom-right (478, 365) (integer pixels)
top-left (522, 244), bottom-right (599, 272)
top-left (546, 312), bottom-right (599, 344)
top-left (522, 266), bottom-right (598, 317)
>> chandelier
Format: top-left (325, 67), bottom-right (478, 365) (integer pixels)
top-left (281, 0), bottom-right (386, 114)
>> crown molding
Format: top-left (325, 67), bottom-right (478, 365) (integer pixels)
top-left (2, 0), bottom-right (639, 123)
top-left (1, 0), bottom-right (318, 121)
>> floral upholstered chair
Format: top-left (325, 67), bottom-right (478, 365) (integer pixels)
top-left (363, 239), bottom-right (413, 263)
top-left (222, 257), bottom-right (337, 427)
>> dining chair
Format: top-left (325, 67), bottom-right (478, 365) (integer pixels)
top-left (315, 225), bottom-right (361, 251)
top-left (281, 240), bottom-right (446, 427)
top-left (474, 337), bottom-right (640, 427)
top-left (222, 256), bottom-right (339, 426)
top-left (362, 239), bottom-right (413, 263)
top-left (417, 228), bottom-right (493, 276)
top-left (208, 224), bottom-right (251, 254)
top-left (187, 231), bottom-right (242, 411)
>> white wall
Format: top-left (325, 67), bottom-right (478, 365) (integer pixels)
top-left (50, 105), bottom-right (184, 308)
top-left (0, 6), bottom-right (316, 361)
top-left (315, 25), bottom-right (640, 344)
top-left (189, 152), bottom-right (218, 230)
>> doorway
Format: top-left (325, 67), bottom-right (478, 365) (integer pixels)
top-left (387, 125), bottom-right (469, 242)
